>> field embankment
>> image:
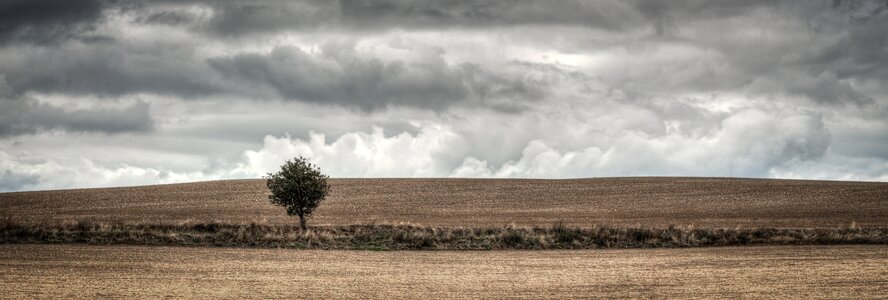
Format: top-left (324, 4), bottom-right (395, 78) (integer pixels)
top-left (2, 177), bottom-right (887, 228)
top-left (2, 244), bottom-right (885, 298)
top-left (2, 220), bottom-right (885, 250)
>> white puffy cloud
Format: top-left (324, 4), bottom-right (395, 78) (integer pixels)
top-left (0, 150), bottom-right (214, 191)
top-left (0, 100), bottom-right (882, 192)
top-left (235, 124), bottom-right (465, 177)
top-left (231, 106), bottom-right (847, 181)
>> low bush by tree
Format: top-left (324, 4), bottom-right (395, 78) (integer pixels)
top-left (266, 156), bottom-right (330, 230)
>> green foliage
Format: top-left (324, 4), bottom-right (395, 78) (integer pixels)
top-left (266, 156), bottom-right (330, 229)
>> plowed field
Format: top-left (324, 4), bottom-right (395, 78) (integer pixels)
top-left (2, 178), bottom-right (887, 228)
top-left (1, 244), bottom-right (885, 299)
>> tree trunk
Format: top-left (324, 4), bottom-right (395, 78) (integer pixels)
top-left (298, 214), bottom-right (307, 230)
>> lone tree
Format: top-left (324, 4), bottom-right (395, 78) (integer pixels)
top-left (266, 156), bottom-right (330, 230)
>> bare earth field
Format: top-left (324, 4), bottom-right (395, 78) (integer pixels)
top-left (2, 178), bottom-right (887, 298)
top-left (2, 177), bottom-right (887, 228)
top-left (0, 244), bottom-right (885, 299)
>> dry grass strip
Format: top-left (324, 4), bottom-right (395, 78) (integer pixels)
top-left (2, 219), bottom-right (885, 250)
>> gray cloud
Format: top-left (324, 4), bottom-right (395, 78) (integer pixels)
top-left (538, 0), bottom-right (888, 108)
top-left (336, 0), bottom-right (644, 31)
top-left (140, 0), bottom-right (644, 36)
top-left (0, 97), bottom-right (153, 136)
top-left (200, 1), bottom-right (339, 36)
top-left (685, 0), bottom-right (887, 106)
top-left (0, 0), bottom-right (886, 192)
top-left (179, 0), bottom-right (814, 35)
top-left (0, 42), bottom-right (220, 98)
top-left (208, 44), bottom-right (545, 111)
top-left (0, 170), bottom-right (39, 192)
top-left (160, 0), bottom-right (877, 37)
top-left (2, 0), bottom-right (884, 109)
top-left (0, 0), bottom-right (109, 45)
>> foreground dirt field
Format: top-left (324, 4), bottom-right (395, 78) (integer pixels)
top-left (0, 244), bottom-right (884, 299)
top-left (2, 178), bottom-right (887, 228)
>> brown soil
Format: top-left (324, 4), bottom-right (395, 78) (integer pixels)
top-left (1, 244), bottom-right (885, 299)
top-left (2, 177), bottom-right (887, 228)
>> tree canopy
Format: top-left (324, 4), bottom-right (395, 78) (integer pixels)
top-left (266, 156), bottom-right (330, 229)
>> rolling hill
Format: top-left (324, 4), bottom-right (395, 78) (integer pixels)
top-left (2, 177), bottom-right (886, 228)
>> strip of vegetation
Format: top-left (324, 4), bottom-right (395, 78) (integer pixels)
top-left (1, 220), bottom-right (885, 250)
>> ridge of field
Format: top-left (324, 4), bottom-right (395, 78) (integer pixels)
top-left (4, 220), bottom-right (886, 250)
top-left (2, 177), bottom-right (887, 228)
top-left (1, 244), bottom-right (886, 299)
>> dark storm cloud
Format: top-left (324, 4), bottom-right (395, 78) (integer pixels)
top-left (139, 10), bottom-right (196, 26)
top-left (724, 0), bottom-right (888, 106)
top-left (0, 42), bottom-right (221, 98)
top-left (0, 98), bottom-right (153, 136)
top-left (137, 0), bottom-right (886, 108)
top-left (3, 0), bottom-right (884, 110)
top-left (559, 0), bottom-right (888, 107)
top-left (207, 44), bottom-right (545, 111)
top-left (0, 37), bottom-right (544, 112)
top-left (336, 0), bottom-right (642, 30)
top-left (200, 1), bottom-right (339, 36)
top-left (172, 0), bottom-right (853, 35)
top-left (207, 45), bottom-right (464, 110)
top-left (185, 0), bottom-right (788, 35)
top-left (148, 0), bottom-right (642, 35)
top-left (0, 0), bottom-right (109, 45)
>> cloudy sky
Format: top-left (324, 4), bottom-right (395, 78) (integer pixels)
top-left (1, 0), bottom-right (886, 191)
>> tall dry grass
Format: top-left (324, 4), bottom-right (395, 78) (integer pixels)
top-left (2, 219), bottom-right (884, 250)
